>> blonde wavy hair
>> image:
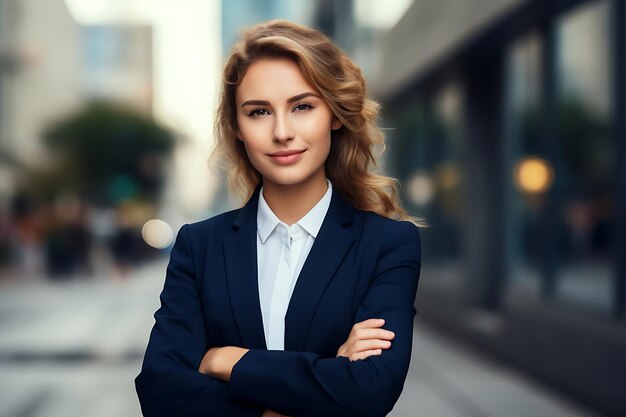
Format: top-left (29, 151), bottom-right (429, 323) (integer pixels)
top-left (209, 19), bottom-right (427, 228)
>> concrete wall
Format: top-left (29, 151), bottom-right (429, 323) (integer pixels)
top-left (1, 0), bottom-right (82, 167)
top-left (372, 0), bottom-right (526, 98)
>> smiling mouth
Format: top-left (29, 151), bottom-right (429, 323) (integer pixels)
top-left (268, 150), bottom-right (306, 165)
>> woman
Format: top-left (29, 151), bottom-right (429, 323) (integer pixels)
top-left (135, 19), bottom-right (426, 417)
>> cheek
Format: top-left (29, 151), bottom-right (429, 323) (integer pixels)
top-left (236, 125), bottom-right (264, 165)
top-left (299, 116), bottom-right (333, 143)
top-left (237, 119), bottom-right (265, 149)
top-left (314, 126), bottom-right (333, 153)
top-left (241, 143), bottom-right (267, 175)
top-left (236, 114), bottom-right (250, 140)
top-left (241, 140), bottom-right (265, 166)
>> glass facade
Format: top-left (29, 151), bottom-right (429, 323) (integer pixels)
top-left (388, 0), bottom-right (621, 318)
top-left (379, 1), bottom-right (626, 413)
top-left (386, 82), bottom-right (464, 274)
top-left (504, 31), bottom-right (545, 299)
top-left (553, 0), bottom-right (613, 314)
top-left (487, 0), bottom-right (616, 316)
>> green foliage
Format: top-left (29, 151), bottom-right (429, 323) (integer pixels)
top-left (39, 101), bottom-right (174, 207)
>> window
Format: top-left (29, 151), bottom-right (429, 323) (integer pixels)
top-left (553, 0), bottom-right (613, 314)
top-left (386, 81), bottom-right (464, 269)
top-left (504, 31), bottom-right (545, 299)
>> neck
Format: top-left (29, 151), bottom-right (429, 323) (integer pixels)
top-left (261, 171), bottom-right (328, 226)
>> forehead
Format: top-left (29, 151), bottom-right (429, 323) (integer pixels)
top-left (236, 58), bottom-right (317, 102)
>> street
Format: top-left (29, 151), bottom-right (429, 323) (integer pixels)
top-left (0, 261), bottom-right (598, 417)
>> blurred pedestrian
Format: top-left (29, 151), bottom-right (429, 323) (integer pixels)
top-left (109, 205), bottom-right (137, 279)
top-left (12, 194), bottom-right (45, 282)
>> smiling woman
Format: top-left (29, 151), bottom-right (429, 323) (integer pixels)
top-left (135, 19), bottom-right (427, 417)
top-left (235, 58), bottom-right (342, 220)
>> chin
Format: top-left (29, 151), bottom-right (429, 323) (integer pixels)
top-left (265, 177), bottom-right (310, 187)
top-left (262, 171), bottom-right (319, 187)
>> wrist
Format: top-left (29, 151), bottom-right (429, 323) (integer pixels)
top-left (210, 346), bottom-right (249, 381)
top-left (199, 346), bottom-right (219, 375)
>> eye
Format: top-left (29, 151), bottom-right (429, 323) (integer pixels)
top-left (293, 102), bottom-right (314, 112)
top-left (248, 108), bottom-right (270, 117)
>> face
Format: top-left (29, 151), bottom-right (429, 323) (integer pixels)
top-left (235, 58), bottom-right (342, 189)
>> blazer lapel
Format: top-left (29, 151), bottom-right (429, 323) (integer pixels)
top-left (223, 182), bottom-right (356, 352)
top-left (223, 184), bottom-right (267, 349)
top-left (284, 189), bottom-right (355, 352)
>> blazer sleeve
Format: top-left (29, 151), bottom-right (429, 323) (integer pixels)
top-left (134, 224), bottom-right (264, 417)
top-left (227, 221), bottom-right (422, 417)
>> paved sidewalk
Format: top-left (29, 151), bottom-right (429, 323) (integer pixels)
top-left (0, 261), bottom-right (165, 417)
top-left (0, 261), bottom-right (599, 417)
top-left (392, 321), bottom-right (597, 417)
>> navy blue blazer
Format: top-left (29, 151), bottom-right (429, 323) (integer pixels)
top-left (135, 184), bottom-right (422, 417)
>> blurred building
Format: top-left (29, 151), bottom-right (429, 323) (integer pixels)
top-left (82, 25), bottom-right (153, 113)
top-left (0, 0), bottom-right (15, 201)
top-left (221, 0), bottom-right (315, 55)
top-left (0, 0), bottom-right (82, 168)
top-left (312, 0), bottom-right (413, 81)
top-left (0, 0), bottom-right (165, 279)
top-left (0, 0), bottom-right (85, 277)
top-left (363, 0), bottom-right (625, 416)
top-left (0, 0), bottom-right (153, 171)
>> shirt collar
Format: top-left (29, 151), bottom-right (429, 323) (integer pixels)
top-left (257, 179), bottom-right (333, 243)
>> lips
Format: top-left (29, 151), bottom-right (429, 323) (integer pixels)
top-left (268, 150), bottom-right (306, 157)
top-left (268, 149), bottom-right (306, 165)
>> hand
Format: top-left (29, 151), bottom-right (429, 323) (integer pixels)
top-left (261, 409), bottom-right (290, 417)
top-left (198, 346), bottom-right (249, 381)
top-left (336, 318), bottom-right (395, 361)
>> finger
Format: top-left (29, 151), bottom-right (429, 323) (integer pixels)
top-left (355, 328), bottom-right (395, 340)
top-left (350, 349), bottom-right (382, 361)
top-left (353, 318), bottom-right (385, 329)
top-left (336, 345), bottom-right (348, 357)
top-left (354, 339), bottom-right (392, 351)
top-left (338, 338), bottom-right (390, 358)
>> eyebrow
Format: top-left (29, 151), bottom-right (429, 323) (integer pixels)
top-left (240, 92), bottom-right (321, 108)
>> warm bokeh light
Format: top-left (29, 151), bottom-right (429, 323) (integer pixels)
top-left (514, 157), bottom-right (554, 194)
top-left (141, 218), bottom-right (174, 249)
top-left (435, 160), bottom-right (461, 191)
top-left (407, 171), bottom-right (435, 206)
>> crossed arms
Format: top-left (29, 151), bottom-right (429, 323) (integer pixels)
top-left (135, 221), bottom-right (421, 417)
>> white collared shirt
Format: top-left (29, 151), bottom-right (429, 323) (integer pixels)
top-left (256, 179), bottom-right (333, 350)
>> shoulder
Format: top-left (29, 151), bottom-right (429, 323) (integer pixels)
top-left (358, 209), bottom-right (421, 239)
top-left (355, 209), bottom-right (422, 260)
top-left (178, 207), bottom-right (242, 244)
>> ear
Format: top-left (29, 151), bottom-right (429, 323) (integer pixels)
top-left (331, 116), bottom-right (342, 131)
top-left (236, 128), bottom-right (244, 142)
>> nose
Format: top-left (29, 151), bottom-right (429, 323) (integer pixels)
top-left (273, 112), bottom-right (294, 143)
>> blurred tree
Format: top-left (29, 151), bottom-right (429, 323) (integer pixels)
top-left (36, 101), bottom-right (175, 207)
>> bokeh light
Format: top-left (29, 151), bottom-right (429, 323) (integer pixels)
top-left (407, 171), bottom-right (435, 206)
top-left (514, 157), bottom-right (554, 194)
top-left (141, 218), bottom-right (173, 249)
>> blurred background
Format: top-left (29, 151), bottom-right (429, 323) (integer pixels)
top-left (0, 0), bottom-right (624, 416)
